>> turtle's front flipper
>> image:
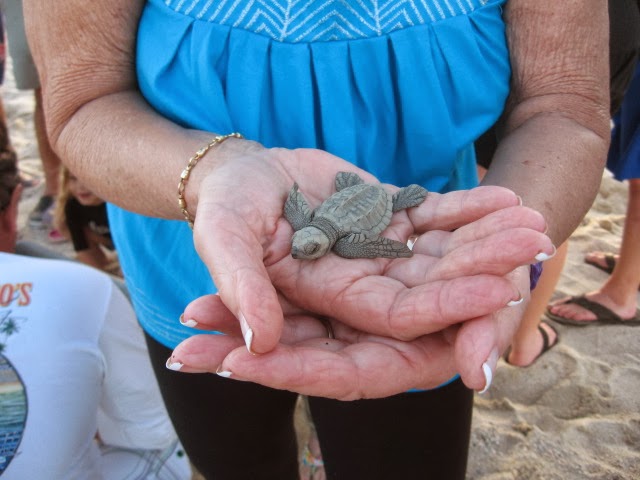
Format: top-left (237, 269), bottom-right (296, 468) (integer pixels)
top-left (333, 234), bottom-right (413, 259)
top-left (392, 184), bottom-right (428, 212)
top-left (284, 183), bottom-right (313, 231)
top-left (335, 172), bottom-right (365, 192)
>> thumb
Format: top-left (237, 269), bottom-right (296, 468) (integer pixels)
top-left (193, 208), bottom-right (284, 354)
top-left (454, 316), bottom-right (499, 392)
top-left (454, 269), bottom-right (530, 392)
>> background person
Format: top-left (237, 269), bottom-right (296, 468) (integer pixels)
top-left (53, 164), bottom-right (121, 275)
top-left (3, 0), bottom-right (60, 229)
top-left (0, 11), bottom-right (17, 169)
top-left (0, 156), bottom-right (191, 479)
top-left (547, 61), bottom-right (640, 326)
top-left (478, 0), bottom-right (640, 366)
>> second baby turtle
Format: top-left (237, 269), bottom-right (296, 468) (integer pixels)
top-left (284, 172), bottom-right (428, 260)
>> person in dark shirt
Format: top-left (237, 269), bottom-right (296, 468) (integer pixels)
top-left (54, 166), bottom-right (120, 275)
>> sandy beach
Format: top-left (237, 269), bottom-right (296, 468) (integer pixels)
top-left (3, 57), bottom-right (639, 479)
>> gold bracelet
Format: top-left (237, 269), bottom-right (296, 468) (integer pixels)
top-left (177, 132), bottom-right (243, 229)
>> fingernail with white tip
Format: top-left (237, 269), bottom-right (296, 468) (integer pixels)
top-left (479, 347), bottom-right (499, 394)
top-left (535, 244), bottom-right (557, 262)
top-left (239, 313), bottom-right (254, 354)
top-left (166, 357), bottom-right (183, 371)
top-left (179, 314), bottom-right (198, 328)
top-left (507, 296), bottom-right (524, 307)
top-left (216, 366), bottom-right (232, 378)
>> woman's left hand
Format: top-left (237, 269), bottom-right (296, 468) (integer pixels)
top-left (168, 265), bottom-right (531, 399)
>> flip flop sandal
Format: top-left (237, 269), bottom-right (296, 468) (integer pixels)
top-left (583, 254), bottom-right (640, 290)
top-left (301, 443), bottom-right (324, 479)
top-left (503, 321), bottom-right (559, 367)
top-left (584, 252), bottom-right (616, 274)
top-left (546, 295), bottom-right (640, 326)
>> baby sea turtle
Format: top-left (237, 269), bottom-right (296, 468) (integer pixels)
top-left (284, 172), bottom-right (428, 260)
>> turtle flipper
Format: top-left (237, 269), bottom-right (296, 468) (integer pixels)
top-left (284, 183), bottom-right (313, 231)
top-left (392, 184), bottom-right (428, 212)
top-left (333, 234), bottom-right (413, 259)
top-left (335, 172), bottom-right (365, 192)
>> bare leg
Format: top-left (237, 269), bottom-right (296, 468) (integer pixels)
top-left (34, 88), bottom-right (60, 197)
top-left (27, 88), bottom-right (62, 227)
top-left (548, 179), bottom-right (640, 321)
top-left (0, 96), bottom-right (17, 163)
top-left (506, 242), bottom-right (566, 366)
top-left (606, 179), bottom-right (640, 293)
top-left (298, 397), bottom-right (325, 480)
top-left (583, 250), bottom-right (618, 271)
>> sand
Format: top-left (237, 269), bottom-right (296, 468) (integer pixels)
top-left (469, 174), bottom-right (640, 479)
top-left (3, 57), bottom-right (639, 479)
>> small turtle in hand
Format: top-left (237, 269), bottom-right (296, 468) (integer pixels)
top-left (284, 172), bottom-right (427, 260)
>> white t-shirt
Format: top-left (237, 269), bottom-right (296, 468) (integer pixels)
top-left (0, 253), bottom-right (191, 479)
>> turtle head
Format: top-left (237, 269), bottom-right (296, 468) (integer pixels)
top-left (291, 227), bottom-right (331, 259)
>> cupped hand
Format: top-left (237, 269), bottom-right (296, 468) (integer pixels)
top-left (179, 144), bottom-right (553, 396)
top-left (169, 293), bottom-right (459, 399)
top-left (192, 145), bottom-right (552, 356)
top-left (168, 266), bottom-right (530, 399)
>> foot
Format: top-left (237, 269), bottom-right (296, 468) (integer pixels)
top-left (19, 170), bottom-right (43, 189)
top-left (584, 252), bottom-right (640, 291)
top-left (505, 321), bottom-right (558, 367)
top-left (47, 228), bottom-right (67, 244)
top-left (584, 251), bottom-right (618, 274)
top-left (547, 291), bottom-right (638, 324)
top-left (28, 195), bottom-right (55, 229)
top-left (299, 434), bottom-right (325, 480)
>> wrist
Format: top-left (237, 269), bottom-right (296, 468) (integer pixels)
top-left (178, 133), bottom-right (244, 228)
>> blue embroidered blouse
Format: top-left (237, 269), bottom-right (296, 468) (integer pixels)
top-left (109, 0), bottom-right (511, 350)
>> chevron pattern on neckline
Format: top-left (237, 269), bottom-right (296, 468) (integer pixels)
top-left (164, 0), bottom-right (490, 42)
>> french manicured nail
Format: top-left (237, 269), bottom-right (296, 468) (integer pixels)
top-left (535, 244), bottom-right (557, 262)
top-left (515, 195), bottom-right (523, 206)
top-left (179, 314), bottom-right (198, 328)
top-left (216, 366), bottom-right (232, 378)
top-left (166, 357), bottom-right (183, 371)
top-left (507, 296), bottom-right (524, 307)
top-left (239, 313), bottom-right (254, 354)
top-left (479, 347), bottom-right (499, 394)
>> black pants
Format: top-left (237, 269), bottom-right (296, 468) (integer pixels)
top-left (145, 334), bottom-right (474, 480)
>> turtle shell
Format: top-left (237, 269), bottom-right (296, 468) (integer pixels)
top-left (313, 184), bottom-right (392, 237)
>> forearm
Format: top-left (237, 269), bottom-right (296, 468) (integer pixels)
top-left (482, 0), bottom-right (610, 245)
top-left (24, 0), bottom-right (261, 219)
top-left (56, 91), bottom-right (227, 218)
top-left (482, 113), bottom-right (608, 245)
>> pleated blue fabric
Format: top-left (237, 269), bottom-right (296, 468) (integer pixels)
top-left (109, 0), bottom-right (511, 349)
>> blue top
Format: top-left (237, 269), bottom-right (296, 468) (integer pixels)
top-left (109, 0), bottom-right (511, 349)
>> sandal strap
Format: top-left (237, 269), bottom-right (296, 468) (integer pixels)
top-left (603, 253), bottom-right (617, 271)
top-left (571, 296), bottom-right (624, 322)
top-left (538, 324), bottom-right (550, 351)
